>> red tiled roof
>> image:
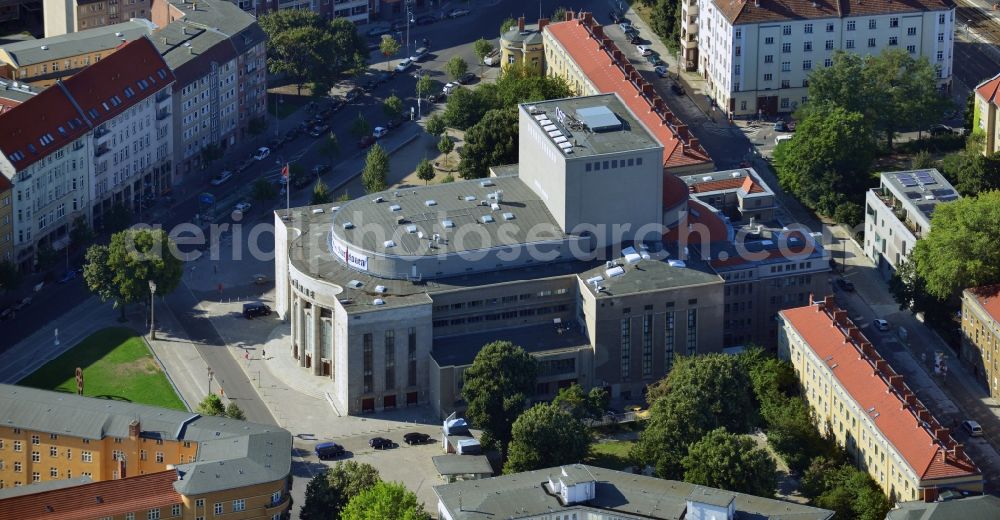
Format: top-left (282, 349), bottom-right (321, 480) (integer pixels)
top-left (689, 176), bottom-right (765, 194)
top-left (0, 96), bottom-right (20, 115)
top-left (0, 37), bottom-right (173, 172)
top-left (976, 73), bottom-right (1000, 107)
top-left (0, 470), bottom-right (182, 520)
top-left (781, 301), bottom-right (980, 483)
top-left (663, 198), bottom-right (730, 243)
top-left (717, 0), bottom-right (953, 26)
top-left (968, 285), bottom-right (1000, 324)
top-left (545, 19), bottom-right (712, 170)
top-left (663, 173), bottom-right (689, 211)
top-left (61, 36), bottom-right (174, 129)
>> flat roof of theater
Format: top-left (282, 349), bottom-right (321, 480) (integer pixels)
top-left (328, 176), bottom-right (565, 257)
top-left (521, 94), bottom-right (662, 158)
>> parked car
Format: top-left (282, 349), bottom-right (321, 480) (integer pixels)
top-left (268, 137), bottom-right (283, 150)
top-left (873, 319), bottom-right (891, 331)
top-left (646, 54), bottom-right (664, 66)
top-left (373, 126), bottom-right (389, 138)
top-left (394, 58), bottom-right (414, 73)
top-left (387, 116), bottom-right (405, 129)
top-left (443, 82), bottom-right (459, 95)
top-left (376, 72), bottom-right (392, 84)
top-left (292, 172), bottom-right (313, 189)
top-left (357, 135), bottom-right (376, 148)
top-left (425, 92), bottom-right (446, 103)
top-left (58, 270), bottom-right (78, 283)
top-left (312, 164), bottom-right (331, 176)
top-left (242, 302), bottom-right (271, 319)
top-left (410, 47), bottom-right (429, 62)
top-left (654, 65), bottom-right (669, 77)
top-left (773, 120), bottom-right (789, 132)
top-left (0, 308), bottom-right (13, 320)
top-left (449, 8), bottom-right (470, 17)
top-left (619, 21), bottom-right (633, 31)
top-left (236, 158), bottom-right (254, 174)
top-left (636, 44), bottom-right (652, 56)
top-left (367, 26), bottom-right (391, 38)
top-left (458, 72), bottom-right (476, 84)
top-left (210, 170), bottom-right (233, 186)
top-left (403, 432), bottom-right (430, 445)
top-left (929, 124), bottom-right (955, 136)
top-left (775, 134), bottom-right (793, 145)
top-left (12, 296), bottom-right (32, 312)
top-left (609, 10), bottom-right (623, 23)
top-left (627, 34), bottom-right (641, 45)
top-left (253, 147), bottom-right (270, 161)
top-left (962, 420), bottom-right (984, 437)
top-left (369, 437), bottom-right (393, 450)
top-left (483, 48), bottom-right (501, 66)
top-left (670, 82), bottom-right (685, 95)
top-left (835, 278), bottom-right (855, 291)
top-left (309, 124), bottom-right (330, 137)
top-left (315, 442), bottom-right (345, 460)
top-left (624, 26), bottom-right (639, 38)
top-left (416, 15), bottom-right (437, 25)
top-left (234, 201), bottom-right (252, 214)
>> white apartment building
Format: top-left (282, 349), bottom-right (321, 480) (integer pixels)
top-left (683, 0), bottom-right (954, 117)
top-left (0, 37), bottom-right (174, 270)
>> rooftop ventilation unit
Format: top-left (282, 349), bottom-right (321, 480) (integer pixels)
top-left (331, 206), bottom-right (341, 212)
top-left (668, 259), bottom-right (686, 268)
top-left (548, 130), bottom-right (562, 138)
top-left (491, 203), bottom-right (501, 211)
top-left (442, 220), bottom-right (455, 228)
top-left (384, 240), bottom-right (396, 248)
top-left (575, 105), bottom-right (623, 132)
top-left (481, 215), bottom-right (495, 223)
top-left (480, 180), bottom-right (495, 187)
top-left (553, 136), bottom-right (568, 143)
top-left (406, 225), bottom-right (418, 233)
top-left (702, 175), bottom-right (713, 182)
top-left (606, 265), bottom-right (626, 277)
top-left (731, 171), bottom-right (742, 178)
top-left (373, 196), bottom-right (384, 203)
top-left (348, 280), bottom-right (363, 288)
top-left (375, 285), bottom-right (387, 293)
top-left (40, 45), bottom-right (48, 50)
top-left (586, 275), bottom-right (604, 285)
top-left (342, 221), bottom-right (355, 229)
top-left (425, 200), bottom-right (437, 206)
top-left (502, 212), bottom-right (515, 220)
top-left (389, 204), bottom-right (401, 212)
top-left (373, 298), bottom-right (385, 306)
top-left (464, 195), bottom-right (476, 202)
top-left (543, 124), bottom-right (558, 132)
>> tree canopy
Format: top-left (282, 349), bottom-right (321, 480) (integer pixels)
top-left (551, 382), bottom-right (608, 420)
top-left (446, 56), bottom-right (469, 81)
top-left (260, 11), bottom-right (367, 94)
top-left (383, 94), bottom-right (404, 119)
top-left (504, 403), bottom-right (592, 473)
top-left (425, 113), bottom-right (446, 137)
top-left (681, 428), bottom-right (776, 498)
top-left (196, 394), bottom-right (225, 416)
top-left (459, 108), bottom-right (518, 179)
top-left (312, 178), bottom-right (332, 205)
top-left (362, 144), bottom-right (389, 194)
top-left (83, 227), bottom-right (183, 318)
top-left (801, 457), bottom-right (891, 520)
top-left (341, 481), bottom-right (429, 520)
top-left (443, 62), bottom-right (571, 131)
top-left (416, 158), bottom-right (435, 184)
top-left (910, 191), bottom-right (1000, 299)
top-left (301, 461), bottom-right (381, 520)
top-left (461, 341), bottom-right (538, 459)
top-left (379, 35), bottom-right (401, 71)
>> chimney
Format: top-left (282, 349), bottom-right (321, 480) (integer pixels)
top-left (518, 16), bottom-right (525, 32)
top-left (162, 36), bottom-right (168, 44)
top-left (809, 293), bottom-right (815, 305)
top-left (952, 444), bottom-right (964, 460)
top-left (875, 359), bottom-right (890, 375)
top-left (538, 18), bottom-right (549, 31)
top-left (888, 375), bottom-right (903, 391)
top-left (583, 11), bottom-right (593, 24)
top-left (641, 83), bottom-right (655, 99)
top-left (689, 137), bottom-right (700, 150)
top-left (128, 420), bottom-right (140, 439)
top-left (566, 9), bottom-right (574, 21)
top-left (676, 124), bottom-right (689, 139)
top-left (934, 427), bottom-right (950, 442)
top-left (904, 392), bottom-right (918, 408)
top-left (823, 295), bottom-right (834, 308)
top-left (917, 409), bottom-right (931, 424)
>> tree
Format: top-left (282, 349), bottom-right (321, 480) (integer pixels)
top-left (552, 383), bottom-right (608, 420)
top-left (681, 428), bottom-right (776, 497)
top-left (311, 78), bottom-right (333, 98)
top-left (910, 150), bottom-right (934, 170)
top-left (802, 458), bottom-right (890, 520)
top-left (646, 0), bottom-right (682, 50)
top-left (887, 258), bottom-right (955, 329)
top-left (504, 403), bottom-right (592, 473)
top-left (196, 394), bottom-right (225, 416)
top-left (312, 178), bottom-right (332, 205)
top-left (551, 6), bottom-right (568, 21)
top-left (416, 73), bottom-right (433, 101)
top-left (266, 24), bottom-right (335, 95)
top-left (383, 94), bottom-right (404, 120)
top-left (69, 215), bottom-right (93, 249)
top-left (225, 401), bottom-right (246, 420)
top-left (83, 228), bottom-right (183, 319)
top-left (443, 88), bottom-right (487, 130)
top-left (320, 132), bottom-right (341, 162)
top-left (500, 17), bottom-right (517, 35)
top-left (362, 144), bottom-right (389, 194)
top-left (301, 461), bottom-right (381, 520)
top-left (425, 113), bottom-right (446, 137)
top-left (0, 260), bottom-right (20, 293)
top-left (350, 112), bottom-right (371, 139)
top-left (910, 191), bottom-right (1000, 299)
top-left (416, 158), bottom-right (435, 184)
top-left (963, 91), bottom-right (975, 134)
top-left (251, 178), bottom-right (277, 202)
top-left (461, 341), bottom-right (538, 460)
top-left (473, 38), bottom-right (494, 75)
top-left (762, 396), bottom-right (827, 473)
top-left (341, 481), bottom-right (429, 520)
top-left (379, 35), bottom-right (400, 71)
top-left (446, 55), bottom-right (468, 81)
top-left (437, 133), bottom-right (455, 169)
top-left (459, 108), bottom-right (518, 179)
top-left (260, 11), bottom-right (367, 93)
top-left (939, 148), bottom-right (1000, 196)
top-left (772, 102), bottom-right (876, 215)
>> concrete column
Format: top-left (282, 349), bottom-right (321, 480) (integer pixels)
top-left (312, 308), bottom-right (323, 376)
top-left (297, 298), bottom-right (307, 369)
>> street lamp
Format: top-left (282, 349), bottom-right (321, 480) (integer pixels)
top-left (148, 280), bottom-right (157, 340)
top-left (207, 367), bottom-right (215, 394)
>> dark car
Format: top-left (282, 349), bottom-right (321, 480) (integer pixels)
top-left (315, 442), bottom-right (345, 460)
top-left (376, 72), bottom-right (392, 84)
top-left (645, 53), bottom-right (663, 66)
top-left (609, 10), bottom-right (623, 23)
top-left (312, 164), bottom-right (331, 176)
top-left (268, 137), bottom-right (283, 151)
top-left (58, 270), bottom-right (78, 283)
top-left (403, 432), bottom-right (430, 445)
top-left (386, 116), bottom-right (405, 129)
top-left (292, 171), bottom-right (313, 189)
top-left (425, 92), bottom-right (446, 104)
top-left (357, 135), bottom-right (376, 148)
top-left (367, 27), bottom-right (391, 38)
top-left (345, 88), bottom-right (362, 102)
top-left (309, 124), bottom-right (330, 137)
top-left (836, 278), bottom-right (855, 292)
top-left (416, 15), bottom-right (437, 25)
top-left (243, 302), bottom-right (272, 319)
top-left (236, 158), bottom-right (254, 174)
top-left (627, 34), bottom-right (641, 45)
top-left (670, 82), bottom-right (686, 95)
top-left (369, 437), bottom-right (393, 450)
top-left (929, 124), bottom-right (955, 136)
top-left (458, 72), bottom-right (476, 84)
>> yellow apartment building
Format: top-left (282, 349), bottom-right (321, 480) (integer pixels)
top-left (975, 73), bottom-right (1000, 156)
top-left (961, 285), bottom-right (1000, 397)
top-left (0, 385), bottom-right (291, 519)
top-left (499, 17), bottom-right (546, 74)
top-left (780, 296), bottom-right (982, 503)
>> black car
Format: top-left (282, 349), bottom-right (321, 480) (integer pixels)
top-left (387, 116), bottom-right (405, 129)
top-left (458, 72), bottom-right (476, 84)
top-left (670, 82), bottom-right (685, 95)
top-left (309, 124), bottom-right (330, 137)
top-left (376, 72), bottom-right (392, 84)
top-left (357, 135), bottom-right (376, 148)
top-left (627, 34), bottom-right (641, 44)
top-left (836, 278), bottom-right (855, 292)
top-left (369, 437), bottom-right (393, 450)
top-left (311, 164), bottom-right (331, 176)
top-left (345, 88), bottom-right (362, 102)
top-left (403, 432), bottom-right (430, 445)
top-left (243, 302), bottom-right (272, 319)
top-left (416, 15), bottom-right (438, 25)
top-left (315, 442), bottom-right (345, 460)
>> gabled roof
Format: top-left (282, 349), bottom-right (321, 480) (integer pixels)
top-left (0, 37), bottom-right (173, 172)
top-left (717, 0), bottom-right (954, 26)
top-left (544, 17), bottom-right (712, 170)
top-left (976, 72), bottom-right (1000, 107)
top-left (780, 300), bottom-right (981, 484)
top-left (0, 470), bottom-right (181, 520)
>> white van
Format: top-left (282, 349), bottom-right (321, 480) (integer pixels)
top-left (775, 134), bottom-right (793, 146)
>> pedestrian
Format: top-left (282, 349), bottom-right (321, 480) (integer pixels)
top-left (262, 349), bottom-right (266, 358)
top-left (213, 264), bottom-right (218, 274)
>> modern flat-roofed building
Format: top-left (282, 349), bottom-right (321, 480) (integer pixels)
top-left (683, 0), bottom-right (954, 117)
top-left (434, 464), bottom-right (835, 519)
top-left (0, 384), bottom-right (292, 518)
top-left (961, 285), bottom-right (1000, 397)
top-left (863, 169), bottom-right (959, 280)
top-left (43, 0), bottom-right (154, 36)
top-left (887, 495), bottom-right (1000, 519)
top-left (0, 20), bottom-right (156, 87)
top-left (543, 12), bottom-right (713, 176)
top-left (974, 72), bottom-right (1000, 156)
top-left (780, 296), bottom-right (982, 502)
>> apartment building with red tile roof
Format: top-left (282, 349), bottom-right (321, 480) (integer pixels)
top-left (780, 296), bottom-right (982, 502)
top-left (542, 13), bottom-right (714, 175)
top-left (974, 72), bottom-right (1000, 155)
top-left (961, 284), bottom-right (1000, 397)
top-left (0, 470), bottom-right (183, 520)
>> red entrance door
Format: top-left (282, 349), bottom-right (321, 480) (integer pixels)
top-left (383, 394), bottom-right (397, 410)
top-left (361, 398), bottom-right (375, 413)
top-left (406, 392), bottom-right (418, 405)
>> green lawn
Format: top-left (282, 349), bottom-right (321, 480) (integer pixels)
top-left (18, 327), bottom-right (186, 411)
top-left (585, 440), bottom-right (636, 471)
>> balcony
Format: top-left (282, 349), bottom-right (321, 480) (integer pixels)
top-left (687, 2), bottom-right (698, 14)
top-left (93, 125), bottom-right (110, 140)
top-left (155, 90), bottom-right (170, 104)
top-left (156, 109), bottom-right (170, 121)
top-left (687, 22), bottom-right (698, 34)
top-left (94, 144), bottom-right (110, 158)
